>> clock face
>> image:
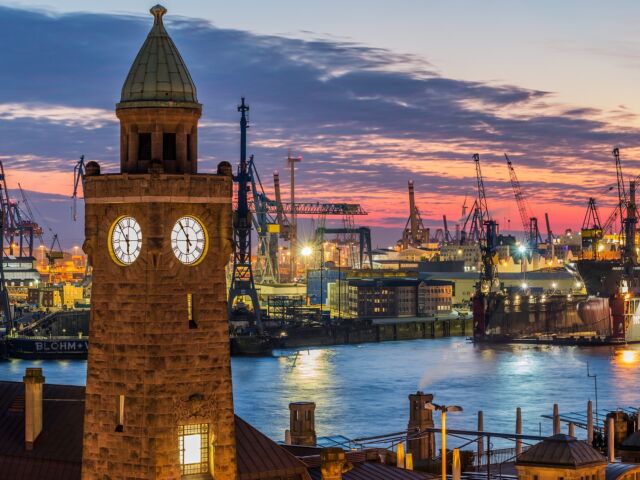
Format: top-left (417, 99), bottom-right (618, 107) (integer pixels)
top-left (109, 216), bottom-right (142, 266)
top-left (171, 216), bottom-right (208, 265)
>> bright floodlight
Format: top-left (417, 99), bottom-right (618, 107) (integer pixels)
top-left (521, 282), bottom-right (528, 290)
top-left (518, 245), bottom-right (527, 253)
top-left (551, 282), bottom-right (557, 289)
top-left (301, 246), bottom-right (313, 257)
top-left (424, 402), bottom-right (463, 413)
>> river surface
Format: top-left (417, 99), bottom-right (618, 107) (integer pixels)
top-left (1, 338), bottom-right (639, 448)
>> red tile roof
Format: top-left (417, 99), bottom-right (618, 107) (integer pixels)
top-left (0, 381), bottom-right (310, 480)
top-left (235, 416), bottom-right (310, 480)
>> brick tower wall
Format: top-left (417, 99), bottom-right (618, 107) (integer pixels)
top-left (81, 173), bottom-right (237, 479)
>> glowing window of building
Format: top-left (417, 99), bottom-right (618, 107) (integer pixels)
top-left (179, 424), bottom-right (209, 475)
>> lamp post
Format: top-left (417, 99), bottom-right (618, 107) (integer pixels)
top-left (425, 402), bottom-right (463, 480)
top-left (337, 246), bottom-right (342, 322)
top-left (319, 243), bottom-right (325, 319)
top-left (301, 244), bottom-right (325, 316)
top-left (301, 245), bottom-right (313, 305)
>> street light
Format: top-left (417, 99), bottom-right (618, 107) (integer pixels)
top-left (425, 402), bottom-right (463, 480)
top-left (301, 243), bottom-right (325, 314)
top-left (337, 246), bottom-right (342, 322)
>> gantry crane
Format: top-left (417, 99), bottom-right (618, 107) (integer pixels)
top-left (0, 161), bottom-right (43, 258)
top-left (505, 153), bottom-right (542, 252)
top-left (228, 98), bottom-right (263, 329)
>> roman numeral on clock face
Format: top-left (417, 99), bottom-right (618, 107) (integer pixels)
top-left (171, 216), bottom-right (207, 265)
top-left (110, 216), bottom-right (142, 266)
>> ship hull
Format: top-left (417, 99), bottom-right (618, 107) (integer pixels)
top-left (478, 292), bottom-right (640, 344)
top-left (575, 259), bottom-right (623, 297)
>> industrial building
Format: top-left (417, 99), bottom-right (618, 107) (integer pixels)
top-left (325, 278), bottom-right (453, 320)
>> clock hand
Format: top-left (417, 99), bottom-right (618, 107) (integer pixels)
top-left (178, 221), bottom-right (192, 251)
top-left (117, 225), bottom-right (131, 254)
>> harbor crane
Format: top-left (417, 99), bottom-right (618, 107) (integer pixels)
top-left (505, 153), bottom-right (542, 252)
top-left (459, 198), bottom-right (481, 245)
top-left (228, 97), bottom-right (263, 330)
top-left (0, 209), bottom-right (12, 330)
top-left (472, 153), bottom-right (499, 339)
top-left (581, 198), bottom-right (604, 259)
top-left (0, 161), bottom-right (42, 258)
top-left (544, 212), bottom-right (554, 259)
top-left (601, 148), bottom-right (628, 235)
top-left (287, 151), bottom-right (302, 278)
top-left (248, 166), bottom-right (368, 283)
top-left (400, 181), bottom-right (429, 249)
top-left (614, 147), bottom-right (628, 225)
top-left (72, 155), bottom-right (85, 222)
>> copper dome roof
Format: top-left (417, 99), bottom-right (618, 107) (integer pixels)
top-left (516, 434), bottom-right (607, 468)
top-left (119, 5), bottom-right (199, 106)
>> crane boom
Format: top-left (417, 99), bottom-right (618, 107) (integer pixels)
top-left (72, 155), bottom-right (86, 222)
top-left (473, 153), bottom-right (490, 223)
top-left (612, 147), bottom-right (628, 234)
top-left (245, 201), bottom-right (367, 216)
top-left (505, 153), bottom-right (530, 233)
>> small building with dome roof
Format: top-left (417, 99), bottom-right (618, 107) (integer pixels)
top-left (516, 434), bottom-right (608, 480)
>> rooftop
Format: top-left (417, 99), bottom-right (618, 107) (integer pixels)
top-left (119, 5), bottom-right (199, 106)
top-left (516, 434), bottom-right (607, 468)
top-left (0, 380), bottom-right (309, 480)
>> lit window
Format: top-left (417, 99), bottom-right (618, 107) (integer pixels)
top-left (179, 424), bottom-right (209, 475)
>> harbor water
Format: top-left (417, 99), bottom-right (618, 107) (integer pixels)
top-left (1, 338), bottom-right (639, 448)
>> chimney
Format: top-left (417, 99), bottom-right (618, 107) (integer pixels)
top-left (320, 448), bottom-right (352, 480)
top-left (407, 391), bottom-right (435, 461)
top-left (289, 402), bottom-right (316, 446)
top-left (24, 368), bottom-right (45, 450)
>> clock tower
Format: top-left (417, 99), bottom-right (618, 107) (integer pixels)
top-left (81, 5), bottom-right (237, 479)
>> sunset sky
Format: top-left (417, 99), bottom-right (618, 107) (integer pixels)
top-left (3, 1), bottom-right (640, 247)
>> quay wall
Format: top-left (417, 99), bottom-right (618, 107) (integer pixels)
top-left (277, 317), bottom-right (473, 348)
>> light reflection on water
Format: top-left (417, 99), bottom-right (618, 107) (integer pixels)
top-left (1, 338), bottom-right (639, 446)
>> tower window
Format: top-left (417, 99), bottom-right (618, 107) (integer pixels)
top-left (187, 134), bottom-right (192, 162)
top-left (163, 133), bottom-right (177, 161)
top-left (115, 394), bottom-right (125, 432)
top-left (138, 133), bottom-right (152, 161)
top-left (179, 424), bottom-right (209, 475)
top-left (188, 293), bottom-right (197, 329)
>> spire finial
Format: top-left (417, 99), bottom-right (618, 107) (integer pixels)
top-left (150, 4), bottom-right (167, 25)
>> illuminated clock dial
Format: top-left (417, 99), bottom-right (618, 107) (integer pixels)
top-left (171, 216), bottom-right (208, 265)
top-left (109, 216), bottom-right (142, 266)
